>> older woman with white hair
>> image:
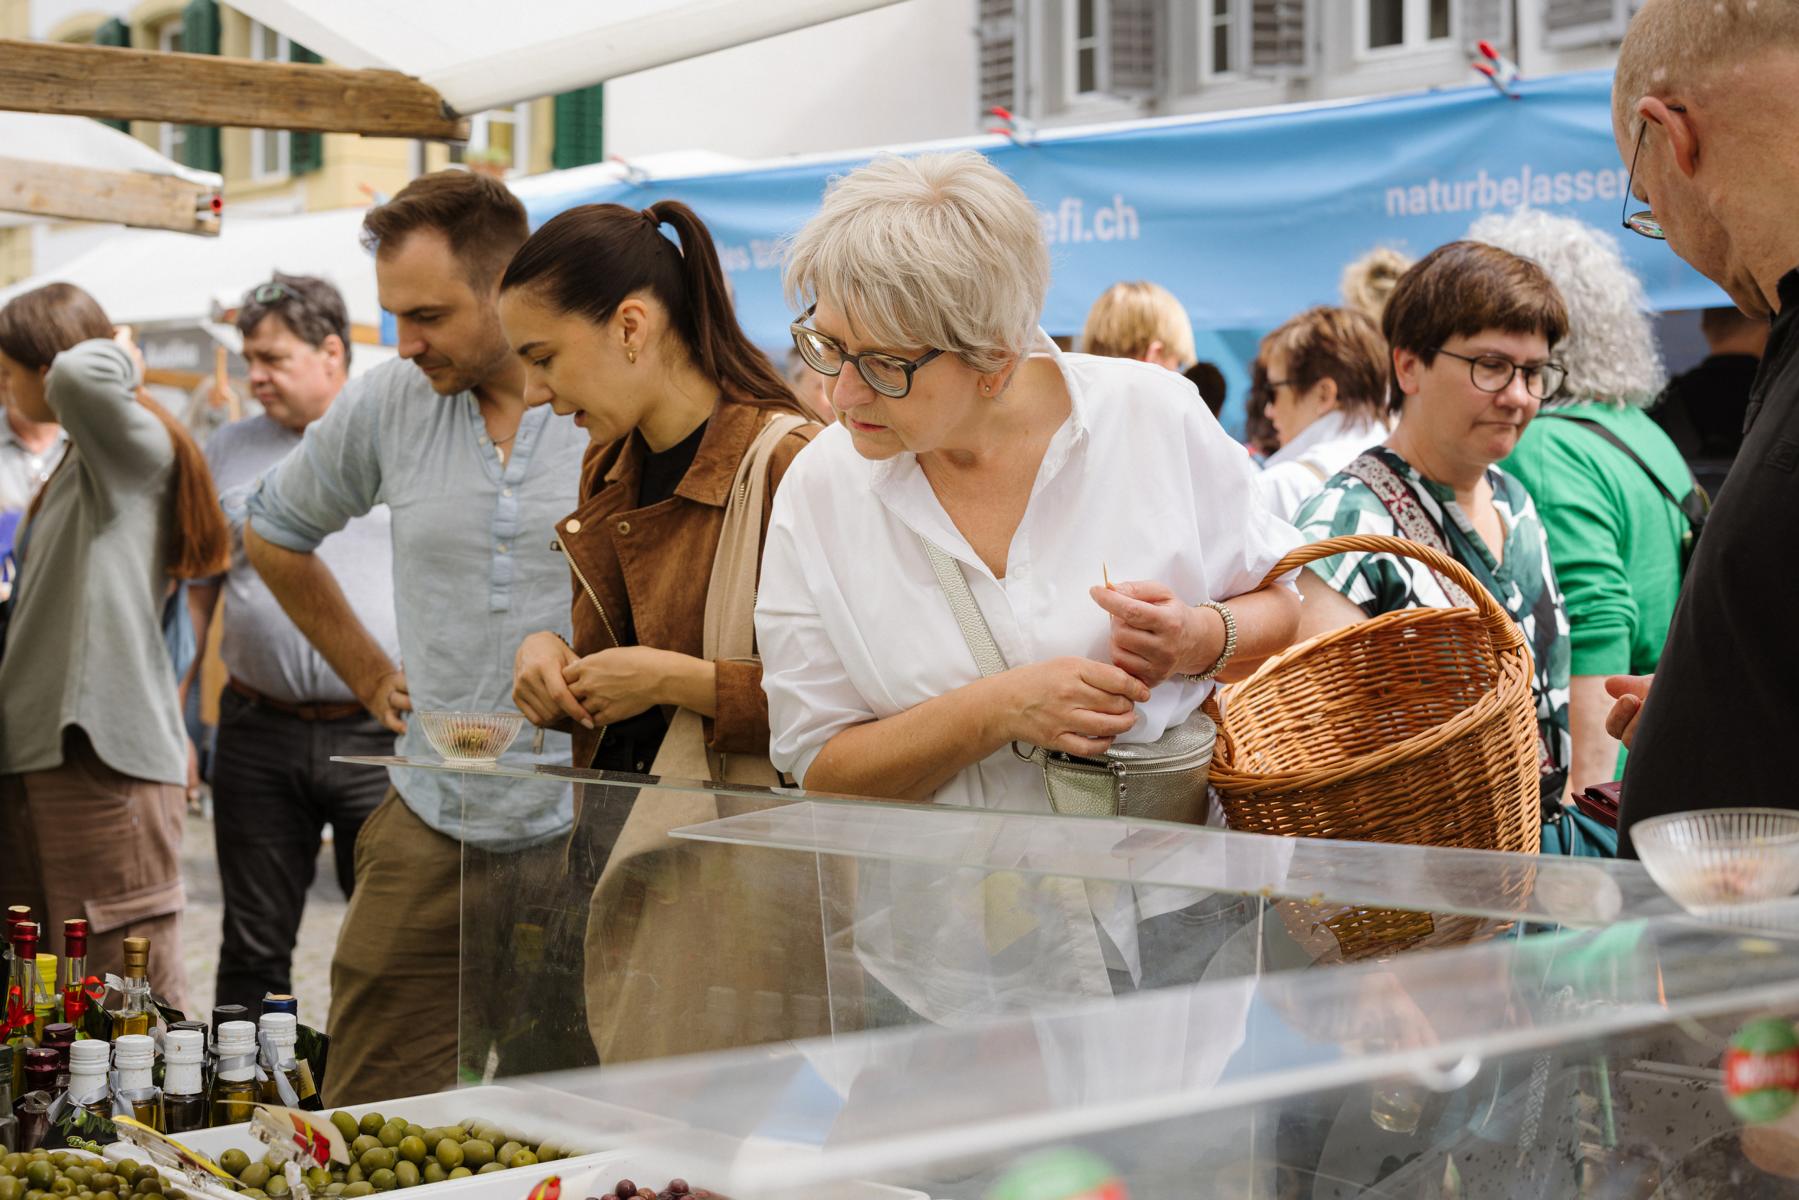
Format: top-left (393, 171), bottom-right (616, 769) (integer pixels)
top-left (756, 152), bottom-right (1302, 1019)
top-left (1471, 208), bottom-right (1702, 798)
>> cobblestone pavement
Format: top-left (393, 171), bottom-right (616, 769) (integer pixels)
top-left (180, 808), bottom-right (346, 1030)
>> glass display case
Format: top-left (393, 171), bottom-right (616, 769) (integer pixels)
top-left (342, 756), bottom-right (1707, 1091)
top-left (475, 912), bottom-right (1799, 1198)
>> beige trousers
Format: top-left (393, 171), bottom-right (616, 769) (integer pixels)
top-left (0, 727), bottom-right (190, 1013)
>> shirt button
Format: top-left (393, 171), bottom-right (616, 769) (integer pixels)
top-left (617, 520), bottom-right (632, 535)
top-left (566, 519), bottom-right (582, 533)
top-left (503, 487), bottom-right (513, 498)
top-left (497, 543), bottom-right (509, 554)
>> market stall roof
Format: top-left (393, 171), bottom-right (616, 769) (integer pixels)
top-left (0, 112), bottom-right (222, 234)
top-left (228, 0), bottom-right (905, 116)
top-left (0, 207), bottom-right (375, 329)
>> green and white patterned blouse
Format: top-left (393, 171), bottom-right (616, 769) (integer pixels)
top-left (1292, 446), bottom-right (1573, 802)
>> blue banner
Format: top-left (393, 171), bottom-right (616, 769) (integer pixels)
top-left (520, 70), bottom-right (1722, 426)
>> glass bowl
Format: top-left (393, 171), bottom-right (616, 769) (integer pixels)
top-left (417, 710), bottom-right (524, 764)
top-left (1633, 808), bottom-right (1799, 913)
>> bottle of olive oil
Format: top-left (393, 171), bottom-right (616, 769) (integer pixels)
top-left (161, 1029), bottom-right (207, 1135)
top-left (65, 1038), bottom-right (112, 1119)
top-left (209, 1020), bottom-right (259, 1127)
top-left (112, 1034), bottom-right (163, 1133)
top-left (255, 1013), bottom-right (320, 1110)
top-left (4, 922), bottom-right (40, 1095)
top-left (109, 937), bottom-right (155, 1037)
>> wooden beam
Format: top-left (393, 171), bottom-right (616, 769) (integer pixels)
top-left (0, 156), bottom-right (221, 235)
top-left (0, 39), bottom-right (469, 140)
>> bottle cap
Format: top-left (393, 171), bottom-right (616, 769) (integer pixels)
top-left (258, 1012), bottom-right (298, 1042)
top-left (10, 921), bottom-right (38, 958)
top-left (261, 993), bottom-right (299, 1017)
top-left (4, 906), bottom-right (29, 937)
top-left (165, 1028), bottom-right (205, 1064)
top-left (34, 951), bottom-right (57, 993)
top-left (217, 1019), bottom-right (258, 1053)
top-left (211, 1004), bottom-right (249, 1033)
top-left (69, 1039), bottom-right (111, 1071)
top-left (122, 936), bottom-right (151, 976)
top-left (114, 1033), bottom-right (155, 1070)
top-left (169, 1019), bottom-right (208, 1039)
top-left (63, 918), bottom-right (88, 958)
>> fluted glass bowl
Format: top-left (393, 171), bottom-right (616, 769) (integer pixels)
top-left (417, 710), bottom-right (524, 764)
top-left (1633, 808), bottom-right (1799, 913)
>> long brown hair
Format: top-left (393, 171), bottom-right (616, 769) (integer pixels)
top-left (0, 283), bottom-right (228, 579)
top-left (500, 199), bottom-right (805, 416)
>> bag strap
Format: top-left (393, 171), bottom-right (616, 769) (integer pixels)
top-left (1536, 413), bottom-right (1709, 535)
top-left (701, 411), bottom-right (810, 662)
top-left (1339, 452), bottom-right (1477, 608)
top-left (917, 535), bottom-right (1010, 677)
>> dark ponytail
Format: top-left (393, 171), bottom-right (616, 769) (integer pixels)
top-left (501, 200), bottom-right (805, 417)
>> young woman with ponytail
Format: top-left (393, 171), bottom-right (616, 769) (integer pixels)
top-left (0, 282), bottom-right (228, 1010)
top-left (499, 199), bottom-right (822, 1063)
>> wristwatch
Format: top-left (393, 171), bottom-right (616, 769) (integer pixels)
top-left (1182, 601), bottom-right (1238, 683)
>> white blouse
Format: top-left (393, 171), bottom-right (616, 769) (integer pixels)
top-left (1255, 409), bottom-right (1391, 522)
top-left (756, 335), bottom-right (1302, 1021)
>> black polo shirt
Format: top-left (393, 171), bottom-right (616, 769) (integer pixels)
top-left (1619, 268), bottom-right (1799, 854)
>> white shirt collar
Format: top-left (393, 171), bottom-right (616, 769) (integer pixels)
top-left (1265, 408), bottom-right (1382, 468)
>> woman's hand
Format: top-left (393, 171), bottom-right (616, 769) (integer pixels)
top-left (997, 657), bottom-right (1150, 758)
top-left (1089, 580), bottom-right (1218, 688)
top-left (514, 632), bottom-right (590, 730)
top-left (561, 646), bottom-right (687, 725)
top-left (1604, 674), bottom-right (1653, 748)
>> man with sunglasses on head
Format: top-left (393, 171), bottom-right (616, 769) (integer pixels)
top-left (1604, 0), bottom-right (1799, 850)
top-left (183, 274), bottom-right (400, 1014)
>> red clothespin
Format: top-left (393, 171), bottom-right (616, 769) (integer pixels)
top-left (986, 105), bottom-right (1037, 144)
top-left (1471, 40), bottom-right (1521, 99)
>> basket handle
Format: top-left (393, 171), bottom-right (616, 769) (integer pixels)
top-left (1259, 533), bottom-right (1526, 655)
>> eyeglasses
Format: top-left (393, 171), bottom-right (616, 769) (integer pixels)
top-left (790, 305), bottom-right (944, 399)
top-left (251, 282), bottom-right (291, 304)
top-left (1621, 106), bottom-right (1685, 241)
top-left (1435, 348), bottom-right (1566, 400)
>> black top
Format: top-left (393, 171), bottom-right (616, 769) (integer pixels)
top-left (588, 420), bottom-right (709, 776)
top-left (1619, 270), bottom-right (1799, 854)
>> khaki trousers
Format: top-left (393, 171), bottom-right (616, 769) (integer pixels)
top-left (0, 727), bottom-right (190, 1013)
top-left (324, 790), bottom-right (590, 1107)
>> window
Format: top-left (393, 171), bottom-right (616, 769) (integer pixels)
top-left (157, 21), bottom-right (185, 161)
top-left (249, 20), bottom-right (291, 180)
top-left (1073, 0), bottom-right (1108, 96)
top-left (450, 103), bottom-right (533, 174)
top-left (1204, 0), bottom-right (1239, 77)
top-left (1360, 0), bottom-right (1454, 53)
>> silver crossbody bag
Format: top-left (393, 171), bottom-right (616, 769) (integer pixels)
top-left (919, 536), bottom-right (1215, 824)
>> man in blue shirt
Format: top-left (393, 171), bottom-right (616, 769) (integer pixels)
top-left (246, 172), bottom-right (587, 1102)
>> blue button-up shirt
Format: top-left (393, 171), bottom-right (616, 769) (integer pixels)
top-left (247, 358), bottom-right (585, 851)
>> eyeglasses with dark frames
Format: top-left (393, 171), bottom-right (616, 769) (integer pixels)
top-left (790, 304), bottom-right (944, 399)
top-left (1621, 105), bottom-right (1685, 240)
top-left (1435, 348), bottom-right (1567, 401)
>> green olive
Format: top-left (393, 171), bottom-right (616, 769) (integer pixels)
top-left (240, 1190), bottom-right (268, 1200)
top-left (305, 1170), bottom-right (331, 1192)
top-left (419, 1164), bottom-right (444, 1187)
top-left (217, 1153), bottom-right (250, 1180)
top-left (0, 1179), bottom-right (22, 1200)
top-left (349, 1138), bottom-right (378, 1162)
top-left (476, 1165), bottom-right (506, 1177)
top-left (430, 1142), bottom-right (462, 1172)
top-left (128, 1179), bottom-right (159, 1199)
top-left (360, 1152), bottom-right (395, 1176)
top-left (237, 1167), bottom-right (270, 1193)
top-left (356, 1115), bottom-right (384, 1137)
top-left (111, 1167), bottom-right (138, 1189)
top-left (444, 1171), bottom-right (470, 1183)
top-left (63, 1169), bottom-right (90, 1190)
top-left (507, 1152), bottom-right (537, 1169)
top-left (1, 1155), bottom-right (25, 1177)
top-left (48, 1182), bottom-right (73, 1199)
top-left (329, 1113), bottom-right (360, 1142)
top-left (342, 1186), bottom-right (374, 1199)
top-left (93, 1190), bottom-right (118, 1200)
top-left (366, 1171), bottom-right (395, 1194)
top-left (394, 1139), bottom-right (425, 1169)
top-left (376, 1126), bottom-right (404, 1151)
top-left (344, 1167), bottom-right (364, 1187)
top-left (455, 1142), bottom-right (491, 1170)
top-left (262, 1175), bottom-right (289, 1199)
top-left (391, 1164), bottom-right (418, 1191)
top-left (23, 1171), bottom-right (53, 1196)
top-left (324, 1188), bottom-right (346, 1197)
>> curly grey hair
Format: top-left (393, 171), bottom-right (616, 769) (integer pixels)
top-left (1466, 209), bottom-right (1666, 408)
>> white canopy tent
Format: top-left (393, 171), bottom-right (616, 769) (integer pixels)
top-left (0, 112), bottom-right (222, 234)
top-left (227, 0), bottom-right (903, 115)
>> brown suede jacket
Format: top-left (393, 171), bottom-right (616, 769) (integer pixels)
top-left (553, 395), bottom-right (819, 771)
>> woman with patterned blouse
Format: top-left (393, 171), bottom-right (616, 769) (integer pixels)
top-left (1292, 241), bottom-right (1577, 831)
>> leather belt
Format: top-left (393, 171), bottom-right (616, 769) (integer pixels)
top-left (227, 678), bottom-right (367, 722)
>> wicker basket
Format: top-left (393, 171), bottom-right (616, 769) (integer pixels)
top-left (1210, 533), bottom-right (1541, 855)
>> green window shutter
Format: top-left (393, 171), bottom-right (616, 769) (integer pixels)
top-left (552, 84), bottom-right (604, 170)
top-left (93, 18), bottom-right (131, 130)
top-left (180, 0), bottom-right (221, 172)
top-left (289, 42), bottom-right (324, 176)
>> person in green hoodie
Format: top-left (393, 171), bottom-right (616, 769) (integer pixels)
top-left (1473, 209), bottom-right (1702, 800)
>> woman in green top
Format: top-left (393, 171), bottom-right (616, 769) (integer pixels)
top-left (1293, 242), bottom-right (1577, 839)
top-left (1470, 209), bottom-right (1698, 797)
